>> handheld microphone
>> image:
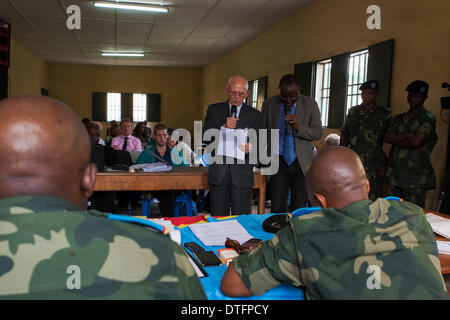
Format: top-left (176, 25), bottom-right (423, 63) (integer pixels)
top-left (284, 105), bottom-right (291, 135)
top-left (231, 105), bottom-right (237, 118)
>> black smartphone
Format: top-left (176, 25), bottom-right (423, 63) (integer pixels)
top-left (193, 251), bottom-right (223, 267)
top-left (184, 241), bottom-right (205, 253)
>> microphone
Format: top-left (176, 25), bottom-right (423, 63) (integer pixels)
top-left (231, 105), bottom-right (237, 118)
top-left (284, 105), bottom-right (291, 135)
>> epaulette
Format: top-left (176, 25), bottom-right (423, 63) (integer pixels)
top-left (108, 214), bottom-right (169, 235)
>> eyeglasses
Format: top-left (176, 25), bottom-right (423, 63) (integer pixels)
top-left (227, 90), bottom-right (247, 97)
top-left (280, 94), bottom-right (298, 101)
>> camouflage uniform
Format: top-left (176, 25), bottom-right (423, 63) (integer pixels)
top-left (233, 198), bottom-right (448, 299)
top-left (341, 105), bottom-right (392, 200)
top-left (0, 196), bottom-right (206, 299)
top-left (386, 106), bottom-right (438, 208)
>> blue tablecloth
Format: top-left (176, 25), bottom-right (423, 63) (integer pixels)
top-left (179, 213), bottom-right (305, 300)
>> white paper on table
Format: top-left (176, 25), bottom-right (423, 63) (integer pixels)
top-left (216, 126), bottom-right (248, 161)
top-left (425, 213), bottom-right (450, 239)
top-left (436, 240), bottom-right (450, 255)
top-left (189, 219), bottom-right (253, 247)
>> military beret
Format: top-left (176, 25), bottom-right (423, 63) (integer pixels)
top-left (406, 80), bottom-right (429, 95)
top-left (359, 80), bottom-right (379, 90)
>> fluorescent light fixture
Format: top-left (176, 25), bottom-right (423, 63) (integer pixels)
top-left (101, 52), bottom-right (145, 57)
top-left (93, 1), bottom-right (168, 13)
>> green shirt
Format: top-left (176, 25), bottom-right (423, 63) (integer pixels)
top-left (0, 196), bottom-right (206, 300)
top-left (386, 106), bottom-right (438, 188)
top-left (341, 105), bottom-right (392, 175)
top-left (233, 198), bottom-right (448, 300)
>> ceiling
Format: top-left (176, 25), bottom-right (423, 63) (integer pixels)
top-left (0, 0), bottom-right (312, 67)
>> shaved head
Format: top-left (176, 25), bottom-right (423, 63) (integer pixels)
top-left (305, 147), bottom-right (370, 209)
top-left (0, 95), bottom-right (97, 209)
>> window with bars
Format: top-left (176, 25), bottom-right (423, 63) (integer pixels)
top-left (133, 93), bottom-right (147, 122)
top-left (250, 80), bottom-right (259, 108)
top-left (107, 92), bottom-right (121, 121)
top-left (345, 49), bottom-right (369, 114)
top-left (314, 59), bottom-right (331, 127)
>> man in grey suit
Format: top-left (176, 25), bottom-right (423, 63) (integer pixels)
top-left (261, 74), bottom-right (322, 212)
top-left (204, 76), bottom-right (262, 216)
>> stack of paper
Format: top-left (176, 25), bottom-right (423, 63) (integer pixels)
top-left (189, 219), bottom-right (253, 246)
top-left (425, 213), bottom-right (450, 239)
top-left (436, 241), bottom-right (450, 255)
top-left (130, 162), bottom-right (172, 172)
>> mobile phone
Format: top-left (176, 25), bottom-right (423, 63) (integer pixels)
top-left (193, 251), bottom-right (223, 267)
top-left (240, 238), bottom-right (263, 252)
top-left (184, 241), bottom-right (205, 253)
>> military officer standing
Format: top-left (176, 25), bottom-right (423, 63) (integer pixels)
top-left (340, 80), bottom-right (392, 200)
top-left (383, 80), bottom-right (438, 208)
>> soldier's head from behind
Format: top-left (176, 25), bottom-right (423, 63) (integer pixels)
top-left (279, 74), bottom-right (300, 108)
top-left (305, 147), bottom-right (370, 209)
top-left (0, 96), bottom-right (97, 210)
top-left (406, 80), bottom-right (428, 110)
top-left (359, 80), bottom-right (379, 107)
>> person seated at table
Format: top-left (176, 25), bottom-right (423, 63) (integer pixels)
top-left (133, 121), bottom-right (150, 148)
top-left (104, 123), bottom-right (120, 146)
top-left (323, 133), bottom-right (340, 150)
top-left (86, 122), bottom-right (102, 146)
top-left (111, 118), bottom-right (142, 152)
top-left (135, 123), bottom-right (189, 217)
top-left (221, 147), bottom-right (448, 299)
top-left (0, 95), bottom-right (206, 300)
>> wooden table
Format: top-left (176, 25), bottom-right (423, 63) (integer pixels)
top-left (94, 167), bottom-right (267, 214)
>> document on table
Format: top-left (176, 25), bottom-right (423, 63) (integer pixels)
top-left (436, 241), bottom-right (450, 255)
top-left (189, 219), bottom-right (253, 246)
top-left (425, 213), bottom-right (450, 239)
top-left (216, 126), bottom-right (248, 161)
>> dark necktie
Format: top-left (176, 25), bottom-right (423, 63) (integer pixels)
top-left (284, 105), bottom-right (291, 135)
top-left (122, 137), bottom-right (128, 151)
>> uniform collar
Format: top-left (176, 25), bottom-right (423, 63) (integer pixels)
top-left (0, 195), bottom-right (81, 217)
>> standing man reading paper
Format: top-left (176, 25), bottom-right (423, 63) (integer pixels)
top-left (203, 76), bottom-right (262, 216)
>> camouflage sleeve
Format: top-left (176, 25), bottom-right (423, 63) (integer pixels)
top-left (232, 224), bottom-right (302, 295)
top-left (417, 116), bottom-right (438, 153)
top-left (340, 108), bottom-right (354, 138)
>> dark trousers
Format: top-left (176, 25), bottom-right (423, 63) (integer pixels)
top-left (154, 190), bottom-right (176, 217)
top-left (210, 165), bottom-right (252, 216)
top-left (270, 157), bottom-right (307, 213)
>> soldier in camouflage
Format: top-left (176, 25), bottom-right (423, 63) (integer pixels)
top-left (0, 96), bottom-right (206, 299)
top-left (384, 80), bottom-right (438, 208)
top-left (221, 147), bottom-right (448, 299)
top-left (340, 80), bottom-right (392, 200)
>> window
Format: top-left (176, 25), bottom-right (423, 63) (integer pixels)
top-left (107, 92), bottom-right (121, 121)
top-left (133, 93), bottom-right (147, 122)
top-left (345, 49), bottom-right (368, 114)
top-left (313, 59), bottom-right (331, 126)
top-left (246, 76), bottom-right (267, 110)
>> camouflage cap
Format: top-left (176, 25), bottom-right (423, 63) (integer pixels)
top-left (406, 80), bottom-right (429, 95)
top-left (359, 80), bottom-right (379, 90)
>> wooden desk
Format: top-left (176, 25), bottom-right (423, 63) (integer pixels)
top-left (94, 167), bottom-right (267, 214)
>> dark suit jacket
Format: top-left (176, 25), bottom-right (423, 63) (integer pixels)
top-left (203, 101), bottom-right (262, 188)
top-left (261, 94), bottom-right (322, 174)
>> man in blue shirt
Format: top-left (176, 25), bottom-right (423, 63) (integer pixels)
top-left (261, 74), bottom-right (322, 212)
top-left (135, 123), bottom-right (188, 217)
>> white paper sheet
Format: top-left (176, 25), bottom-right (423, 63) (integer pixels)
top-left (216, 126), bottom-right (248, 161)
top-left (426, 213), bottom-right (450, 239)
top-left (436, 240), bottom-right (450, 255)
top-left (188, 219), bottom-right (253, 246)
